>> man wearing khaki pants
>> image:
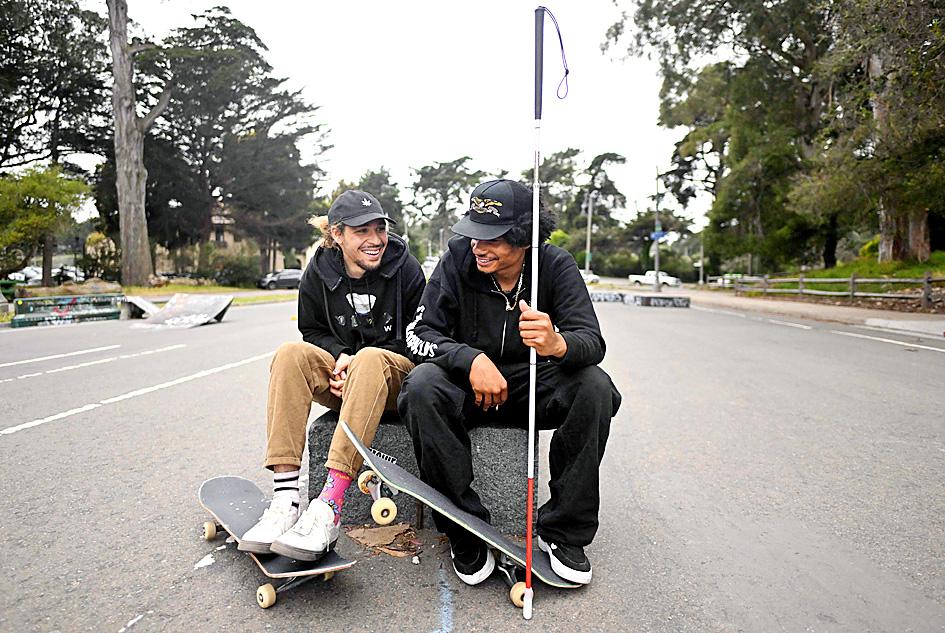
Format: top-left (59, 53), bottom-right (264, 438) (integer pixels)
top-left (239, 190), bottom-right (425, 561)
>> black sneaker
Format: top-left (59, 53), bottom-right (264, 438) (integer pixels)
top-left (449, 532), bottom-right (495, 585)
top-left (537, 535), bottom-right (592, 584)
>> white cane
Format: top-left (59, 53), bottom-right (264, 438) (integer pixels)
top-left (525, 5), bottom-right (567, 620)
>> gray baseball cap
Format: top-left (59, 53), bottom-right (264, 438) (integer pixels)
top-left (327, 190), bottom-right (396, 226)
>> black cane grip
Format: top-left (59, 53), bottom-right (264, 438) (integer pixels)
top-left (535, 7), bottom-right (545, 120)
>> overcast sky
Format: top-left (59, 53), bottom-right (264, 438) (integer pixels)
top-left (121, 0), bottom-right (708, 228)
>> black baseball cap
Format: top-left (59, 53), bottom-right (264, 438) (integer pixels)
top-left (327, 190), bottom-right (396, 226)
top-left (451, 179), bottom-right (531, 240)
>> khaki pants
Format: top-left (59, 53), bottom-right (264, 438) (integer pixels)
top-left (265, 342), bottom-right (414, 477)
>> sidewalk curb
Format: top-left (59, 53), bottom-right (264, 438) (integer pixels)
top-left (681, 290), bottom-right (945, 338)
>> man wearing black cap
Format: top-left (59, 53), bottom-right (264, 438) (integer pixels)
top-left (398, 179), bottom-right (621, 586)
top-left (240, 190), bottom-right (425, 561)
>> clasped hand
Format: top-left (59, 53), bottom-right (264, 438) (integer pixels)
top-left (329, 353), bottom-right (352, 398)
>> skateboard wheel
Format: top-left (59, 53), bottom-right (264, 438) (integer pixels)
top-left (358, 471), bottom-right (376, 495)
top-left (202, 522), bottom-right (217, 541)
top-left (256, 583), bottom-right (276, 609)
top-left (510, 581), bottom-right (527, 608)
top-left (371, 497), bottom-right (397, 525)
top-left (322, 571), bottom-right (335, 582)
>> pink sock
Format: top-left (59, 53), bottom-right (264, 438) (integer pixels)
top-left (317, 468), bottom-right (352, 525)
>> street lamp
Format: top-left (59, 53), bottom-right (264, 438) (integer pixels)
top-left (584, 191), bottom-right (596, 274)
top-left (653, 168), bottom-right (662, 293)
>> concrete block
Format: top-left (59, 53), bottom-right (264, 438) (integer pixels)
top-left (631, 294), bottom-right (690, 307)
top-left (308, 410), bottom-right (537, 536)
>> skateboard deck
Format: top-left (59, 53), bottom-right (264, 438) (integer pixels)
top-left (340, 421), bottom-right (579, 590)
top-left (198, 476), bottom-right (355, 608)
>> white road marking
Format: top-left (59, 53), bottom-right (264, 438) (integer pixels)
top-left (1, 351), bottom-right (271, 436)
top-left (0, 344), bottom-right (120, 369)
top-left (691, 306), bottom-right (747, 318)
top-left (193, 554), bottom-right (215, 570)
top-left (2, 344), bottom-right (187, 382)
top-left (855, 325), bottom-right (945, 342)
top-left (1, 403), bottom-right (104, 435)
top-left (117, 611), bottom-right (151, 633)
top-left (768, 319), bottom-right (812, 330)
top-left (830, 330), bottom-right (945, 353)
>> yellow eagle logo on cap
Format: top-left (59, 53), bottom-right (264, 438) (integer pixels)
top-left (470, 197), bottom-right (502, 218)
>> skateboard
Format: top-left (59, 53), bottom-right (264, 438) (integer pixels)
top-left (198, 476), bottom-right (355, 608)
top-left (340, 421), bottom-right (580, 610)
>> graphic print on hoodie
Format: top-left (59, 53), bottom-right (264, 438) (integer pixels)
top-left (404, 236), bottom-right (606, 377)
top-left (297, 233), bottom-right (425, 358)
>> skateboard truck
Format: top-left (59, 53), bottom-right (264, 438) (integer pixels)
top-left (198, 476), bottom-right (355, 609)
top-left (357, 452), bottom-right (400, 526)
top-left (495, 552), bottom-right (531, 609)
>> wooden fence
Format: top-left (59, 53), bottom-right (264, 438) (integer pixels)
top-left (707, 273), bottom-right (944, 309)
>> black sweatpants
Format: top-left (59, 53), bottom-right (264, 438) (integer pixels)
top-left (397, 360), bottom-right (621, 547)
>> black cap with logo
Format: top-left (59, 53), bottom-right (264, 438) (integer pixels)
top-left (327, 190), bottom-right (396, 226)
top-left (451, 179), bottom-right (531, 241)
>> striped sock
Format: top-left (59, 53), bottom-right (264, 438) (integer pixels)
top-left (317, 468), bottom-right (353, 525)
top-left (272, 469), bottom-right (300, 509)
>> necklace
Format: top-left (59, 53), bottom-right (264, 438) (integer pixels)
top-left (490, 269), bottom-right (525, 312)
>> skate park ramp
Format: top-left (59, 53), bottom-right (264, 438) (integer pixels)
top-left (132, 293), bottom-right (233, 329)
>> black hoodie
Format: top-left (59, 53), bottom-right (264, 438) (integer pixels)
top-left (297, 233), bottom-right (425, 359)
top-left (404, 236), bottom-right (605, 378)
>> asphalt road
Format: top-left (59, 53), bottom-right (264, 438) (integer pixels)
top-left (1, 300), bottom-right (943, 632)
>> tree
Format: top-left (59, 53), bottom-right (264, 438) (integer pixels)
top-left (0, 167), bottom-right (88, 278)
top-left (217, 130), bottom-right (317, 274)
top-left (358, 168), bottom-right (405, 226)
top-left (520, 149), bottom-right (626, 232)
top-left (150, 7), bottom-right (328, 270)
top-left (94, 133), bottom-right (208, 253)
top-left (521, 148), bottom-right (582, 221)
top-left (622, 208), bottom-right (691, 272)
top-left (106, 0), bottom-right (171, 285)
top-left (609, 0), bottom-right (836, 270)
top-left (410, 157), bottom-right (485, 253)
top-left (808, 0), bottom-right (945, 262)
top-left (0, 0), bottom-right (110, 169)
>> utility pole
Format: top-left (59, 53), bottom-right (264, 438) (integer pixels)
top-left (584, 190), bottom-right (596, 274)
top-left (653, 168), bottom-right (662, 293)
top-left (699, 237), bottom-right (705, 286)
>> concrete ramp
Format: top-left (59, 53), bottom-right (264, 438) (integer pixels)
top-left (136, 293), bottom-right (233, 329)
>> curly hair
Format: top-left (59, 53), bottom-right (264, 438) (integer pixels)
top-left (501, 192), bottom-right (557, 247)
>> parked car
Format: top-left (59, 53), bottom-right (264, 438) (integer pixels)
top-left (258, 268), bottom-right (302, 289)
top-left (579, 269), bottom-right (600, 284)
top-left (627, 270), bottom-right (681, 287)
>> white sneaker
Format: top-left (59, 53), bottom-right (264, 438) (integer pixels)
top-left (238, 503), bottom-right (299, 554)
top-left (269, 499), bottom-right (339, 561)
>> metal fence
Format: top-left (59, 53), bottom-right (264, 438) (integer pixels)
top-left (707, 273), bottom-right (944, 309)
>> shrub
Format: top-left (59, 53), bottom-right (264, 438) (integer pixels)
top-left (210, 253), bottom-right (259, 287)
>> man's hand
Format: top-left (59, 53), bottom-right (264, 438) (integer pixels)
top-left (469, 353), bottom-right (508, 411)
top-left (330, 353), bottom-right (352, 398)
top-left (518, 300), bottom-right (567, 358)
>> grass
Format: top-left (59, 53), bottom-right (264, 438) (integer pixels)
top-left (803, 251), bottom-right (945, 281)
top-left (123, 283), bottom-right (256, 296)
top-left (736, 251), bottom-right (945, 295)
top-left (231, 293), bottom-right (296, 306)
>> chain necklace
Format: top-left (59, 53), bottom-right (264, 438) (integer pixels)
top-left (490, 268), bottom-right (525, 312)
